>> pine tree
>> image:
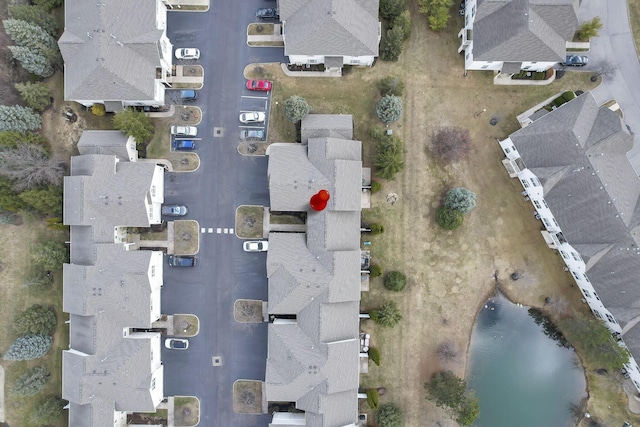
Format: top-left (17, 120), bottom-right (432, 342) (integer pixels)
top-left (3, 19), bottom-right (57, 50)
top-left (12, 365), bottom-right (50, 396)
top-left (376, 95), bottom-right (403, 124)
top-left (31, 395), bottom-right (64, 424)
top-left (13, 304), bottom-right (57, 336)
top-left (0, 131), bottom-right (49, 151)
top-left (0, 105), bottom-right (42, 132)
top-left (8, 5), bottom-right (60, 36)
top-left (32, 240), bottom-right (68, 270)
top-left (15, 82), bottom-right (52, 112)
top-left (8, 45), bottom-right (53, 77)
top-left (444, 188), bottom-right (477, 214)
top-left (31, 0), bottom-right (63, 12)
top-left (3, 335), bottom-right (53, 361)
top-left (19, 186), bottom-right (63, 216)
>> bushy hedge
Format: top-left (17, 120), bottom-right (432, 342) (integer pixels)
top-left (370, 264), bottom-right (383, 278)
top-left (436, 206), bottom-right (463, 230)
top-left (384, 271), bottom-right (407, 291)
top-left (368, 347), bottom-right (381, 366)
top-left (366, 388), bottom-right (380, 409)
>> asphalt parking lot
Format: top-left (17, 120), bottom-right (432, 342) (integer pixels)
top-left (161, 3), bottom-right (285, 426)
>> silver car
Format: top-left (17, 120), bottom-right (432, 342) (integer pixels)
top-left (170, 125), bottom-right (197, 136)
top-left (239, 112), bottom-right (266, 124)
top-left (240, 129), bottom-right (265, 140)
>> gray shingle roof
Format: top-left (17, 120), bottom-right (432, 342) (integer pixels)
top-left (59, 0), bottom-right (166, 102)
top-left (281, 0), bottom-right (379, 57)
top-left (473, 0), bottom-right (578, 62)
top-left (301, 114), bottom-right (353, 143)
top-left (265, 116), bottom-right (362, 426)
top-left (62, 244), bottom-right (163, 427)
top-left (64, 155), bottom-right (159, 242)
top-left (77, 130), bottom-right (136, 161)
top-left (508, 93), bottom-right (640, 355)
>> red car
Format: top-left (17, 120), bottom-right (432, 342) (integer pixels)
top-left (246, 79), bottom-right (272, 91)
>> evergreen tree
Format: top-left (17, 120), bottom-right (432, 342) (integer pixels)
top-left (0, 177), bottom-right (26, 211)
top-left (444, 187), bottom-right (477, 214)
top-left (380, 25), bottom-right (405, 62)
top-left (31, 395), bottom-right (64, 424)
top-left (13, 304), bottom-right (57, 336)
top-left (3, 19), bottom-right (57, 50)
top-left (8, 45), bottom-right (53, 77)
top-left (377, 76), bottom-right (405, 97)
top-left (15, 82), bottom-right (52, 111)
top-left (8, 5), bottom-right (60, 36)
top-left (370, 300), bottom-right (402, 327)
top-left (376, 95), bottom-right (403, 124)
top-left (577, 17), bottom-right (603, 40)
top-left (375, 403), bottom-right (403, 427)
top-left (113, 108), bottom-right (155, 144)
top-left (12, 365), bottom-right (50, 396)
top-left (0, 105), bottom-right (42, 132)
top-left (373, 133), bottom-right (405, 180)
top-left (0, 131), bottom-right (49, 151)
top-left (32, 240), bottom-right (68, 270)
top-left (32, 0), bottom-right (63, 12)
top-left (3, 334), bottom-right (53, 361)
top-left (19, 186), bottom-right (63, 216)
top-left (380, 0), bottom-right (405, 20)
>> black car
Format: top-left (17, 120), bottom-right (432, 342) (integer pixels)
top-left (256, 7), bottom-right (279, 19)
top-left (167, 255), bottom-right (196, 267)
top-left (561, 55), bottom-right (588, 67)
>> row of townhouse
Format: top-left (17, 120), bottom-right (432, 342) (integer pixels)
top-left (62, 131), bottom-right (167, 426)
top-left (499, 91), bottom-right (640, 391)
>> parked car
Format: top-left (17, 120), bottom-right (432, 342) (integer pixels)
top-left (179, 90), bottom-right (197, 100)
top-left (161, 205), bottom-right (188, 216)
top-left (173, 140), bottom-right (196, 150)
top-left (561, 55), bottom-right (588, 66)
top-left (243, 240), bottom-right (269, 252)
top-left (175, 48), bottom-right (200, 60)
top-left (239, 111), bottom-right (266, 124)
top-left (165, 338), bottom-right (189, 350)
top-left (246, 79), bottom-right (272, 91)
top-left (256, 7), bottom-right (279, 19)
top-left (170, 125), bottom-right (197, 136)
top-left (240, 129), bottom-right (265, 140)
top-left (167, 255), bottom-right (197, 267)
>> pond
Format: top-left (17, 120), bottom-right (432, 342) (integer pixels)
top-left (467, 293), bottom-right (587, 427)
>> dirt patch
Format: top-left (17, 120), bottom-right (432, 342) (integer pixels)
top-left (233, 380), bottom-right (263, 414)
top-left (234, 299), bottom-right (264, 323)
top-left (173, 396), bottom-right (199, 427)
top-left (238, 140), bottom-right (269, 156)
top-left (173, 314), bottom-right (199, 337)
top-left (235, 205), bottom-right (265, 239)
top-left (173, 220), bottom-right (199, 255)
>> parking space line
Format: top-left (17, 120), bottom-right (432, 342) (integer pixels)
top-left (238, 125), bottom-right (265, 129)
top-left (241, 95), bottom-right (269, 100)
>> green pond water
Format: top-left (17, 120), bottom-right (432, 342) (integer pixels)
top-left (467, 293), bottom-right (587, 427)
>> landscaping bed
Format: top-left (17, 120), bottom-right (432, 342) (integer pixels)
top-left (235, 205), bottom-right (265, 239)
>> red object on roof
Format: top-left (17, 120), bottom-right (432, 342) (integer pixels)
top-left (310, 189), bottom-right (330, 211)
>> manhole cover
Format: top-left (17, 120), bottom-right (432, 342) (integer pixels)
top-left (214, 127), bottom-right (224, 137)
top-left (212, 356), bottom-right (223, 366)
top-left (489, 117), bottom-right (498, 126)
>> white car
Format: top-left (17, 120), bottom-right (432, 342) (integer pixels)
top-left (165, 338), bottom-right (189, 350)
top-left (175, 48), bottom-right (200, 60)
top-left (239, 111), bottom-right (266, 124)
top-left (243, 240), bottom-right (269, 252)
top-left (171, 125), bottom-right (197, 136)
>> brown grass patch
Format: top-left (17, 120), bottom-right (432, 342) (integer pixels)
top-left (173, 220), bottom-right (199, 255)
top-left (235, 205), bottom-right (265, 239)
top-left (233, 380), bottom-right (263, 414)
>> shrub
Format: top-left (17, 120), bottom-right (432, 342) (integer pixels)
top-left (13, 304), bottom-right (57, 336)
top-left (22, 268), bottom-right (53, 291)
top-left (431, 126), bottom-right (471, 162)
top-left (436, 206), bottom-right (464, 230)
top-left (424, 370), bottom-right (480, 426)
top-left (368, 347), bottom-right (381, 366)
top-left (371, 181), bottom-right (382, 193)
top-left (3, 334), bottom-right (53, 360)
top-left (417, 0), bottom-right (454, 31)
top-left (377, 76), bottom-right (405, 97)
top-left (372, 300), bottom-right (402, 328)
top-left (376, 95), bottom-right (403, 125)
top-left (375, 403), bottom-right (403, 427)
top-left (284, 95), bottom-right (311, 123)
top-left (370, 264), bottom-right (383, 278)
top-left (366, 388), bottom-right (380, 409)
top-left (370, 223), bottom-right (384, 234)
top-left (577, 17), bottom-right (602, 41)
top-left (384, 271), bottom-right (407, 291)
top-left (444, 187), bottom-right (477, 214)
top-left (12, 365), bottom-right (50, 396)
top-left (91, 103), bottom-right (106, 116)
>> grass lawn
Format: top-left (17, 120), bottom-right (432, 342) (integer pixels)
top-left (255, 3), bottom-right (636, 425)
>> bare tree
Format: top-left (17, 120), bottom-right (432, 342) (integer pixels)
top-left (436, 341), bottom-right (461, 365)
top-left (593, 59), bottom-right (617, 81)
top-left (0, 143), bottom-right (63, 191)
top-left (430, 126), bottom-right (471, 162)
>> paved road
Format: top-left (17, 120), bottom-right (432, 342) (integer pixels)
top-left (577, 0), bottom-right (640, 171)
top-left (161, 3), bottom-right (285, 427)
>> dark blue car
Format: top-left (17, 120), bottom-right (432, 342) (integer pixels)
top-left (173, 140), bottom-right (196, 150)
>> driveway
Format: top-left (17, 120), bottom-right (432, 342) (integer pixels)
top-left (162, 2), bottom-right (286, 426)
top-left (577, 1), bottom-right (640, 170)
